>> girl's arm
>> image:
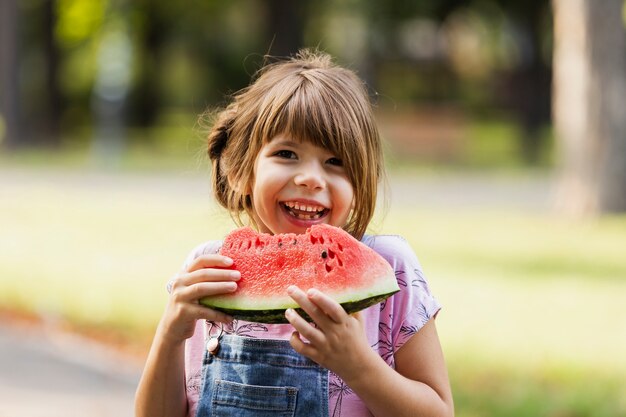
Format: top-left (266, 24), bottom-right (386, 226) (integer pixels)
top-left (343, 318), bottom-right (453, 417)
top-left (134, 255), bottom-right (239, 417)
top-left (134, 323), bottom-right (187, 417)
top-left (286, 286), bottom-right (454, 417)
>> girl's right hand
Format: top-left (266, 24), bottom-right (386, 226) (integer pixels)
top-left (158, 254), bottom-right (240, 345)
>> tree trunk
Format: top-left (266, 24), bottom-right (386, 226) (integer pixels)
top-left (0, 0), bottom-right (20, 149)
top-left (552, 0), bottom-right (626, 215)
top-left (263, 0), bottom-right (310, 56)
top-left (42, 0), bottom-right (61, 147)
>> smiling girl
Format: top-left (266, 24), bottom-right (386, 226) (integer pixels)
top-left (135, 50), bottom-right (454, 417)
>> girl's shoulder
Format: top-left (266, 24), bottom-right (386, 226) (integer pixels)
top-left (361, 234), bottom-right (420, 264)
top-left (193, 239), bottom-right (223, 255)
top-left (182, 240), bottom-right (223, 265)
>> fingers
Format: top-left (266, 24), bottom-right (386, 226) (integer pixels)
top-left (168, 256), bottom-right (241, 305)
top-left (187, 254), bottom-right (234, 273)
top-left (285, 308), bottom-right (324, 345)
top-left (289, 331), bottom-right (316, 357)
top-left (176, 267), bottom-right (240, 288)
top-left (170, 254), bottom-right (240, 294)
top-left (172, 281), bottom-right (238, 304)
top-left (287, 286), bottom-right (328, 324)
top-left (187, 303), bottom-right (233, 324)
top-left (306, 288), bottom-right (347, 323)
top-left (287, 286), bottom-right (346, 324)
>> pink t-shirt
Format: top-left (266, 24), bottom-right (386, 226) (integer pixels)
top-left (177, 234), bottom-right (441, 417)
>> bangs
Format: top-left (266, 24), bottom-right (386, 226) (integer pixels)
top-left (255, 73), bottom-right (369, 170)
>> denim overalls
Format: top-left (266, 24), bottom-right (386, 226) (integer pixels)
top-left (195, 333), bottom-right (329, 417)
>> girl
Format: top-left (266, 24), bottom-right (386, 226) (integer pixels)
top-left (135, 50), bottom-right (454, 417)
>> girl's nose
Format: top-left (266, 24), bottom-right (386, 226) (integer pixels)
top-left (294, 161), bottom-right (326, 190)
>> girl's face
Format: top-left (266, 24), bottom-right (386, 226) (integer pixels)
top-left (249, 134), bottom-right (354, 235)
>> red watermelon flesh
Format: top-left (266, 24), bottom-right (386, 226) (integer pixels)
top-left (199, 224), bottom-right (399, 323)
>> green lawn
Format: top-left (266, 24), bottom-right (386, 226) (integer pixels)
top-left (1, 166), bottom-right (625, 417)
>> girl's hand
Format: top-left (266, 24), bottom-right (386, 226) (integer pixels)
top-left (159, 255), bottom-right (240, 345)
top-left (285, 285), bottom-right (377, 382)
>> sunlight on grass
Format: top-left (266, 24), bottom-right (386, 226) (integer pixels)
top-left (380, 207), bottom-right (626, 371)
top-left (0, 170), bottom-right (232, 336)
top-left (1, 166), bottom-right (625, 416)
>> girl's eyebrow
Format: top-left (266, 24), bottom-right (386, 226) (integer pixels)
top-left (269, 138), bottom-right (301, 147)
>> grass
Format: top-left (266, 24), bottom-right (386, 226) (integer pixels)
top-left (1, 160), bottom-right (625, 416)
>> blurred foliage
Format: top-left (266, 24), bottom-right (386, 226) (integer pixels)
top-left (1, 0), bottom-right (557, 166)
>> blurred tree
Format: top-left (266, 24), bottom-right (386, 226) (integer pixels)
top-left (262, 0), bottom-right (310, 57)
top-left (0, 0), bottom-right (20, 149)
top-left (130, 0), bottom-right (166, 128)
top-left (341, 0), bottom-right (552, 165)
top-left (1, 0), bottom-right (62, 148)
top-left (42, 0), bottom-right (62, 147)
top-left (492, 0), bottom-right (552, 165)
top-left (552, 0), bottom-right (626, 214)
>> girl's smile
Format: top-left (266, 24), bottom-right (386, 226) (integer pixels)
top-left (280, 199), bottom-right (329, 224)
top-left (250, 135), bottom-right (354, 235)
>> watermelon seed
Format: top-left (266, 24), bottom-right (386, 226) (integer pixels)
top-left (293, 239), bottom-right (297, 245)
top-left (321, 250), bottom-right (328, 259)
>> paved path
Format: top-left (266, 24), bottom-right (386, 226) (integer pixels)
top-left (0, 321), bottom-right (140, 417)
top-left (0, 165), bottom-right (555, 211)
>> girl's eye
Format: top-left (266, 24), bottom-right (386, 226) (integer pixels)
top-left (326, 157), bottom-right (343, 166)
top-left (274, 150), bottom-right (297, 159)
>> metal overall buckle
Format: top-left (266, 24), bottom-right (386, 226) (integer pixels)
top-left (205, 321), bottom-right (224, 355)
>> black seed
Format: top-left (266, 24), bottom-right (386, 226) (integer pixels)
top-left (321, 250), bottom-right (328, 259)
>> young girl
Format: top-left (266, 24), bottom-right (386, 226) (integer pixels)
top-left (135, 50), bottom-right (454, 417)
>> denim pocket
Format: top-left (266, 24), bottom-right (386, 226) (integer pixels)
top-left (211, 379), bottom-right (298, 417)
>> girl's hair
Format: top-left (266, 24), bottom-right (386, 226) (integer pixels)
top-left (207, 49), bottom-right (384, 239)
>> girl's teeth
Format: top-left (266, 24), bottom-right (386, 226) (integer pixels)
top-left (283, 202), bottom-right (326, 220)
top-left (284, 202), bottom-right (325, 212)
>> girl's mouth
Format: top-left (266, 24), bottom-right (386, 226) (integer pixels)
top-left (282, 201), bottom-right (329, 221)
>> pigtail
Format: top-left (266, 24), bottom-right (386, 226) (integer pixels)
top-left (207, 106), bottom-right (237, 209)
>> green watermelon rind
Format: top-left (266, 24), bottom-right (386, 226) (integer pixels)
top-left (200, 274), bottom-right (400, 321)
top-left (205, 289), bottom-right (400, 324)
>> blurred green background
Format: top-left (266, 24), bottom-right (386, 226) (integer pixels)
top-left (2, 1), bottom-right (626, 417)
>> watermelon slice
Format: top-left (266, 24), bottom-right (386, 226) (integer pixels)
top-left (200, 224), bottom-right (399, 323)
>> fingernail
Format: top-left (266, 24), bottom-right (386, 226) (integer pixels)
top-left (223, 257), bottom-right (234, 266)
top-left (230, 270), bottom-right (241, 280)
top-left (287, 286), bottom-right (296, 295)
top-left (307, 288), bottom-right (318, 297)
top-left (227, 282), bottom-right (238, 291)
top-left (285, 308), bottom-right (294, 316)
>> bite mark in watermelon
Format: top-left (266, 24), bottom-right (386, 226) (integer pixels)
top-left (200, 224), bottom-right (399, 323)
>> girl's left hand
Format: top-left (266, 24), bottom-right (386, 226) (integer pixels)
top-left (285, 285), bottom-right (377, 382)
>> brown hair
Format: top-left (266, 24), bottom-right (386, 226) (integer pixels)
top-left (206, 50), bottom-right (384, 239)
